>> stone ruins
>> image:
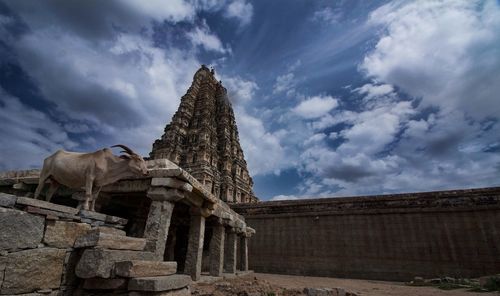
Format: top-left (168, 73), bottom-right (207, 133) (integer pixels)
top-left (1, 65), bottom-right (500, 295)
top-left (151, 65), bottom-right (258, 204)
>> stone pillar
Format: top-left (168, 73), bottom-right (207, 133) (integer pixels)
top-left (145, 187), bottom-right (185, 260)
top-left (184, 208), bottom-right (206, 281)
top-left (224, 228), bottom-right (237, 273)
top-left (209, 222), bottom-right (225, 276)
top-left (239, 235), bottom-right (248, 271)
top-left (143, 200), bottom-right (175, 260)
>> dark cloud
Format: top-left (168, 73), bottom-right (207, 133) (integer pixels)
top-left (324, 164), bottom-right (374, 182)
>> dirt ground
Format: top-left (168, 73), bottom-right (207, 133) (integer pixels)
top-left (192, 273), bottom-right (498, 296)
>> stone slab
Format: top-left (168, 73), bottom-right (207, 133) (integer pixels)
top-left (115, 260), bottom-right (177, 278)
top-left (44, 220), bottom-right (91, 248)
top-left (151, 178), bottom-right (193, 192)
top-left (0, 248), bottom-right (66, 295)
top-left (83, 278), bottom-right (128, 290)
top-left (0, 208), bottom-right (44, 251)
top-left (74, 230), bottom-right (146, 251)
top-left (24, 206), bottom-right (81, 221)
top-left (75, 249), bottom-right (155, 278)
top-left (128, 287), bottom-right (190, 296)
top-left (16, 196), bottom-right (79, 215)
top-left (79, 210), bottom-right (128, 225)
top-left (93, 226), bottom-right (126, 236)
top-left (0, 193), bottom-right (16, 207)
top-left (128, 275), bottom-right (191, 292)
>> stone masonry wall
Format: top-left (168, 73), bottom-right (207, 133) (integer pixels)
top-left (232, 187), bottom-right (500, 281)
top-left (0, 193), bottom-right (126, 295)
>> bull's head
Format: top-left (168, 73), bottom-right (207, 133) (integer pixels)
top-left (111, 144), bottom-right (148, 176)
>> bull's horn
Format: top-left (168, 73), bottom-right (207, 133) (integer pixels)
top-left (111, 144), bottom-right (135, 155)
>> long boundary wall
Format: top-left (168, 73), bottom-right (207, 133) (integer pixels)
top-left (232, 187), bottom-right (500, 281)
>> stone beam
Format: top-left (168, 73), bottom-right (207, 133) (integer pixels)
top-left (209, 222), bottom-right (225, 276)
top-left (184, 208), bottom-right (205, 281)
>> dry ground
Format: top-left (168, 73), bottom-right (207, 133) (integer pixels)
top-left (192, 273), bottom-right (498, 296)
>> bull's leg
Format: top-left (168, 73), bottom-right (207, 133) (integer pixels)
top-left (84, 177), bottom-right (94, 211)
top-left (90, 187), bottom-right (102, 212)
top-left (45, 180), bottom-right (60, 202)
top-left (34, 172), bottom-right (49, 200)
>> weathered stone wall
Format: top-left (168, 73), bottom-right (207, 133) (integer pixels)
top-left (232, 187), bottom-right (500, 281)
top-left (0, 193), bottom-right (126, 295)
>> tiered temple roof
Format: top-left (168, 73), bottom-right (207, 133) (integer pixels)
top-left (150, 65), bottom-right (258, 203)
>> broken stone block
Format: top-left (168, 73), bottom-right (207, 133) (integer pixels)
top-left (75, 248), bottom-right (155, 278)
top-left (0, 192), bottom-right (16, 207)
top-left (74, 229), bottom-right (146, 250)
top-left (0, 208), bottom-right (44, 251)
top-left (115, 260), bottom-right (177, 277)
top-left (128, 275), bottom-right (191, 292)
top-left (16, 196), bottom-right (79, 215)
top-left (44, 220), bottom-right (91, 248)
top-left (83, 278), bottom-right (128, 290)
top-left (1, 248), bottom-right (66, 295)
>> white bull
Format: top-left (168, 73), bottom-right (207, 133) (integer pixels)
top-left (34, 144), bottom-right (148, 211)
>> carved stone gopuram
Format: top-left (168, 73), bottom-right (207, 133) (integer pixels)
top-left (151, 65), bottom-right (258, 204)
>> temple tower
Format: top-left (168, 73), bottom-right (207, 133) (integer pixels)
top-left (150, 65), bottom-right (258, 203)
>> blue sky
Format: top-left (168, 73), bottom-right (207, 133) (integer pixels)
top-left (1, 0), bottom-right (499, 200)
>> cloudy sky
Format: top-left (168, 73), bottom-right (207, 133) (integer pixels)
top-left (1, 0), bottom-right (499, 200)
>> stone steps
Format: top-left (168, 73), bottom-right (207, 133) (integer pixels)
top-left (128, 275), bottom-right (191, 292)
top-left (115, 260), bottom-right (177, 277)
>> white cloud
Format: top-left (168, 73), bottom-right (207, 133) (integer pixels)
top-left (222, 76), bottom-right (259, 104)
top-left (273, 73), bottom-right (295, 95)
top-left (270, 194), bottom-right (298, 201)
top-left (292, 95), bottom-right (339, 119)
top-left (312, 7), bottom-right (341, 24)
top-left (354, 83), bottom-right (394, 101)
top-left (121, 0), bottom-right (196, 23)
top-left (362, 0), bottom-right (500, 119)
top-left (224, 0), bottom-right (253, 27)
top-left (186, 22), bottom-right (231, 53)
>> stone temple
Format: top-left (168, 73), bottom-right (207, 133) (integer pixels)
top-left (151, 65), bottom-right (258, 204)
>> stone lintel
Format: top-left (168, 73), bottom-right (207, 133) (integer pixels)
top-left (16, 196), bottom-right (79, 215)
top-left (101, 179), bottom-right (150, 193)
top-left (151, 177), bottom-right (193, 192)
top-left (128, 275), bottom-right (191, 292)
top-left (115, 260), bottom-right (177, 278)
top-left (147, 187), bottom-right (185, 202)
